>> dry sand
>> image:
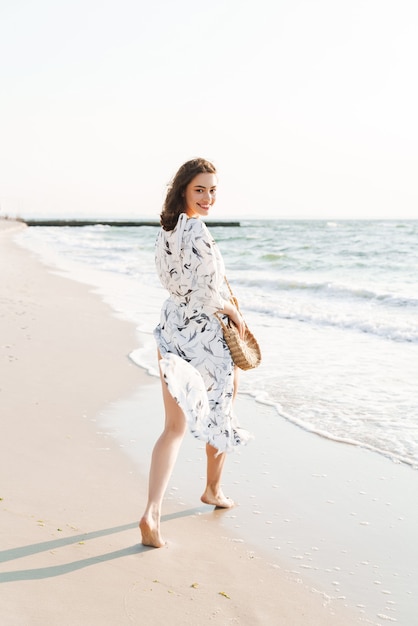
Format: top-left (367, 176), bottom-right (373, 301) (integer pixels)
top-left (1, 218), bottom-right (413, 625)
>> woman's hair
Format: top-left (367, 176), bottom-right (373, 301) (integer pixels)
top-left (160, 158), bottom-right (217, 231)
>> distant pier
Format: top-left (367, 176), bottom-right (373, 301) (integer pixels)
top-left (22, 219), bottom-right (240, 228)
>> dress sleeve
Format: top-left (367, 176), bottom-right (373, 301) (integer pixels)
top-left (181, 219), bottom-right (226, 315)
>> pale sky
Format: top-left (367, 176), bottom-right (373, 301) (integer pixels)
top-left (1, 0), bottom-right (417, 220)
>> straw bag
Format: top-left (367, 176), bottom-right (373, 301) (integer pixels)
top-left (214, 278), bottom-right (262, 371)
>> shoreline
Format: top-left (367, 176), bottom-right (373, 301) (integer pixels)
top-left (0, 220), bottom-right (358, 625)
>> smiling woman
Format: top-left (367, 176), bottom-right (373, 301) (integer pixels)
top-left (139, 158), bottom-right (252, 548)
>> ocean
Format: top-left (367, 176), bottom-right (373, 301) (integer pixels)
top-left (17, 219), bottom-right (418, 470)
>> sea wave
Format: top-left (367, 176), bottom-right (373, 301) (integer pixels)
top-left (244, 300), bottom-right (418, 343)
top-left (240, 390), bottom-right (418, 470)
top-left (235, 275), bottom-right (418, 308)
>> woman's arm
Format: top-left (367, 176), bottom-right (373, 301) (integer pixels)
top-left (181, 220), bottom-right (226, 314)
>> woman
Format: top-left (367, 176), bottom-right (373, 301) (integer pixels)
top-left (139, 158), bottom-right (252, 548)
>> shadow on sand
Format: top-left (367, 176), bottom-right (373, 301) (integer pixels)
top-left (0, 506), bottom-right (208, 582)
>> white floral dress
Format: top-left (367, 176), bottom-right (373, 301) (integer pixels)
top-left (153, 213), bottom-right (252, 453)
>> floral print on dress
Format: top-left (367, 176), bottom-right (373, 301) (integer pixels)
top-left (153, 214), bottom-right (252, 453)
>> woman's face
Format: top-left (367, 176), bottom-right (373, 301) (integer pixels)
top-left (184, 172), bottom-right (217, 219)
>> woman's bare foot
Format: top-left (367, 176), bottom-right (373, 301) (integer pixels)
top-left (201, 487), bottom-right (235, 509)
top-left (139, 517), bottom-right (166, 548)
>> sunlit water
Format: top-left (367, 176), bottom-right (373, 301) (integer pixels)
top-left (18, 219), bottom-right (418, 468)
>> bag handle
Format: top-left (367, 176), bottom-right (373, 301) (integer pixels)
top-left (214, 277), bottom-right (241, 328)
top-left (223, 276), bottom-right (240, 311)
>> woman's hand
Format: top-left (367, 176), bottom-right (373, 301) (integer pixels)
top-left (219, 301), bottom-right (246, 339)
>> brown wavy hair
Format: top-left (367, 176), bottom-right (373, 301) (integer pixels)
top-left (160, 158), bottom-right (217, 231)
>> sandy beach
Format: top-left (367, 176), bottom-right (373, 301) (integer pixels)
top-left (1, 219), bottom-right (416, 625)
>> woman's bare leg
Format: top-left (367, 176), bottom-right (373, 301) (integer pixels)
top-left (201, 444), bottom-right (234, 508)
top-left (139, 358), bottom-right (187, 547)
top-left (201, 366), bottom-right (239, 509)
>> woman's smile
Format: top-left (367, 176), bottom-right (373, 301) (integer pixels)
top-left (184, 172), bottom-right (217, 219)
